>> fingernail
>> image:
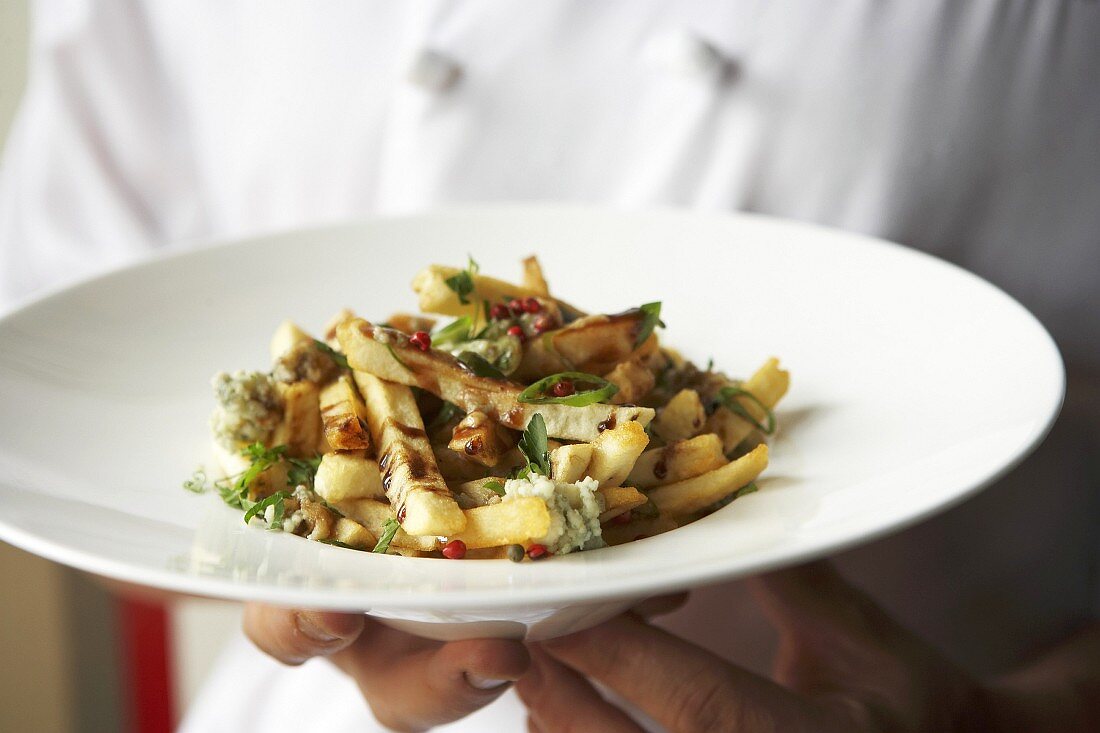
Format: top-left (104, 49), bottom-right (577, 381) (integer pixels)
top-left (466, 673), bottom-right (511, 691)
top-left (296, 613), bottom-right (340, 643)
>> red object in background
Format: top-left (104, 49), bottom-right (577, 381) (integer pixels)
top-left (118, 598), bottom-right (174, 733)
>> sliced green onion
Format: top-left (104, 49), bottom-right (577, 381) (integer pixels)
top-left (385, 343), bottom-right (411, 371)
top-left (716, 387), bottom-right (776, 435)
top-left (432, 316), bottom-right (474, 347)
top-left (313, 339), bottom-right (349, 369)
top-left (634, 302), bottom-right (665, 348)
top-left (518, 372), bottom-right (619, 406)
top-left (456, 351), bottom-right (506, 379)
top-left (483, 480), bottom-right (506, 496)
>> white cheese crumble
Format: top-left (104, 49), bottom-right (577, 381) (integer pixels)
top-left (503, 474), bottom-right (605, 555)
top-left (210, 370), bottom-right (283, 449)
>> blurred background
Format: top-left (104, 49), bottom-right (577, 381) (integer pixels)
top-left (0, 8), bottom-right (236, 731)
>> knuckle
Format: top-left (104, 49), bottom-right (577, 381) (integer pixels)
top-left (665, 669), bottom-right (738, 733)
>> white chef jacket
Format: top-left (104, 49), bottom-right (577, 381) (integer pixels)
top-left (2, 2), bottom-right (1098, 732)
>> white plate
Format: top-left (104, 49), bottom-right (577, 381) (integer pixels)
top-left (0, 206), bottom-right (1063, 640)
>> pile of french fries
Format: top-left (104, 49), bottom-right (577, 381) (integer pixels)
top-left (208, 256), bottom-right (789, 560)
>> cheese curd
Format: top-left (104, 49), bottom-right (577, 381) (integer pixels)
top-left (503, 474), bottom-right (605, 555)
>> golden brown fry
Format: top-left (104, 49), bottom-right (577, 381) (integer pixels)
top-left (314, 451), bottom-right (385, 503)
top-left (651, 388), bottom-right (706, 443)
top-left (269, 320), bottom-right (313, 361)
top-left (448, 497), bottom-right (551, 549)
top-left (433, 445), bottom-right (493, 482)
top-left (549, 443), bottom-right (594, 483)
top-left (338, 319), bottom-right (654, 442)
top-left (521, 255), bottom-right (551, 296)
top-left (605, 359), bottom-right (656, 405)
top-left (585, 421), bottom-right (649, 488)
top-left (323, 308), bottom-right (357, 343)
top-left (330, 517), bottom-right (377, 549)
top-left (597, 486), bottom-right (648, 523)
top-left (352, 372), bottom-right (466, 536)
top-left (704, 358), bottom-right (790, 453)
top-left (447, 411), bottom-right (516, 467)
top-left (319, 375), bottom-right (372, 451)
top-left (336, 499), bottom-right (442, 551)
top-left (412, 265), bottom-right (585, 320)
top-left (386, 312), bottom-right (437, 334)
top-left (626, 434), bottom-right (728, 490)
top-left (271, 381), bottom-right (325, 457)
top-left (515, 310), bottom-right (653, 380)
top-left (452, 477), bottom-right (505, 509)
top-left (647, 444), bottom-right (768, 516)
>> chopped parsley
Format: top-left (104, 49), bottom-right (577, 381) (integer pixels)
top-left (483, 479), bottom-right (506, 497)
top-left (220, 443), bottom-right (288, 509)
top-left (444, 255), bottom-right (480, 305)
top-left (634, 302), bottom-right (665, 348)
top-left (372, 518), bottom-right (400, 554)
top-left (287, 455), bottom-right (322, 489)
top-left (517, 413), bottom-right (551, 478)
top-left (243, 490), bottom-right (292, 529)
top-left (432, 316), bottom-right (475, 347)
top-left (318, 539), bottom-right (356, 549)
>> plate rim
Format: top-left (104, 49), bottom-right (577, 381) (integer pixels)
top-left (0, 204), bottom-right (1066, 610)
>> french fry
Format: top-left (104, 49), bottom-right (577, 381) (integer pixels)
top-left (704, 358), bottom-right (790, 453)
top-left (314, 451), bottom-right (385, 502)
top-left (627, 434), bottom-right (728, 489)
top-left (319, 375), bottom-right (372, 451)
top-left (385, 312), bottom-right (437, 334)
top-left (270, 320), bottom-right (312, 361)
top-left (448, 411), bottom-right (516, 467)
top-left (336, 499), bottom-right (442, 551)
top-left (597, 486), bottom-right (647, 523)
top-left (550, 443), bottom-right (594, 483)
top-left (338, 319), bottom-right (654, 441)
top-left (601, 515), bottom-right (678, 546)
top-left (452, 477), bottom-right (505, 509)
top-left (647, 444), bottom-right (768, 516)
top-left (330, 517), bottom-right (377, 549)
top-left (449, 497), bottom-right (551, 549)
top-left (605, 359), bottom-right (656, 405)
top-left (515, 310), bottom-right (654, 380)
top-left (585, 421), bottom-right (649, 488)
top-left (433, 445), bottom-right (493, 482)
top-left (652, 388), bottom-right (706, 443)
top-left (412, 265), bottom-right (584, 319)
top-left (212, 443), bottom-right (290, 501)
top-left (521, 255), bottom-right (550, 296)
top-left (271, 381), bottom-right (325, 457)
top-left (352, 372), bottom-right (466, 536)
top-left (323, 308), bottom-right (357, 343)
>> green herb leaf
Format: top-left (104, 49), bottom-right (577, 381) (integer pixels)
top-left (313, 339), bottom-right (349, 369)
top-left (456, 351), bottom-right (507, 380)
top-left (733, 482), bottom-right (759, 499)
top-left (715, 387), bottom-right (776, 435)
top-left (372, 518), bottom-right (401, 554)
top-left (517, 413), bottom-right (551, 478)
top-left (518, 372), bottom-right (619, 406)
top-left (182, 469), bottom-right (209, 494)
top-left (483, 480), bottom-right (506, 497)
top-left (444, 255), bottom-right (480, 305)
top-left (318, 538), bottom-right (356, 549)
top-left (221, 443), bottom-right (288, 509)
top-left (243, 490), bottom-right (292, 527)
top-left (287, 455), bottom-right (322, 489)
top-left (432, 316), bottom-right (474, 347)
top-left (634, 302), bottom-right (665, 349)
